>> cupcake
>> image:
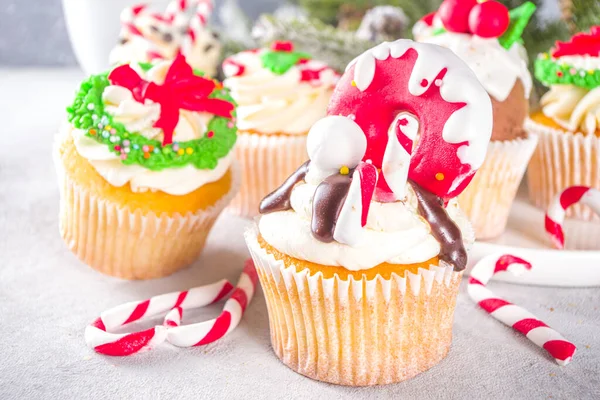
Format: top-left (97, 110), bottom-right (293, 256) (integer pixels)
top-left (109, 2), bottom-right (221, 77)
top-left (246, 39), bottom-right (493, 385)
top-left (222, 41), bottom-right (339, 217)
top-left (414, 1), bottom-right (539, 239)
top-left (527, 27), bottom-right (600, 225)
top-left (55, 54), bottom-right (239, 279)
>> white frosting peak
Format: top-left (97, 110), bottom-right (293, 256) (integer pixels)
top-left (416, 32), bottom-right (532, 102)
top-left (223, 49), bottom-right (338, 135)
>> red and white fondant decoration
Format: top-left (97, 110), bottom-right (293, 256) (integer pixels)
top-left (85, 279), bottom-right (232, 356)
top-left (85, 260), bottom-right (257, 356)
top-left (545, 186), bottom-right (600, 249)
top-left (469, 254), bottom-right (577, 366)
top-left (328, 39), bottom-right (493, 201)
top-left (118, 0), bottom-right (215, 62)
top-left (167, 259), bottom-right (259, 347)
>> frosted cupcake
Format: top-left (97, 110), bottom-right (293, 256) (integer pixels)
top-left (55, 55), bottom-right (238, 279)
top-left (222, 41), bottom-right (339, 217)
top-left (414, 1), bottom-right (539, 239)
top-left (527, 27), bottom-right (600, 225)
top-left (109, 2), bottom-right (221, 77)
top-left (246, 39), bottom-right (492, 385)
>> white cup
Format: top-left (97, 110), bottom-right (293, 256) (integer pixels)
top-left (62, 0), bottom-right (170, 74)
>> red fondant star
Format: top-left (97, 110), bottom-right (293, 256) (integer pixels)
top-left (108, 53), bottom-right (234, 146)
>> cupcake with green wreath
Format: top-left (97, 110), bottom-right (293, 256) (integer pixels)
top-left (55, 54), bottom-right (239, 279)
top-left (527, 26), bottom-right (600, 225)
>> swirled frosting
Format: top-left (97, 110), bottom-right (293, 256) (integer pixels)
top-left (222, 49), bottom-right (339, 135)
top-left (69, 61), bottom-right (233, 195)
top-left (416, 32), bottom-right (532, 102)
top-left (258, 170), bottom-right (473, 271)
top-left (541, 85), bottom-right (600, 135)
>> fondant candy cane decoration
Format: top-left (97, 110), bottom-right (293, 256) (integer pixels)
top-left (85, 279), bottom-right (233, 356)
top-left (468, 254), bottom-right (576, 366)
top-left (167, 259), bottom-right (259, 347)
top-left (545, 186), bottom-right (600, 249)
top-left (328, 39), bottom-right (493, 201)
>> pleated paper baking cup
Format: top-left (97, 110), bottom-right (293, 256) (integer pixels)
top-left (458, 134), bottom-right (539, 239)
top-left (245, 228), bottom-right (462, 386)
top-left (55, 141), bottom-right (240, 279)
top-left (526, 118), bottom-right (600, 222)
top-left (226, 131), bottom-right (308, 218)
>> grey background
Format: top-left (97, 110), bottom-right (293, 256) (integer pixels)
top-left (0, 0), bottom-right (562, 67)
top-left (0, 0), bottom-right (279, 66)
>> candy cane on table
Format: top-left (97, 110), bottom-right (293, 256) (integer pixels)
top-left (85, 279), bottom-right (233, 356)
top-left (166, 259), bottom-right (258, 347)
top-left (119, 4), bottom-right (149, 38)
top-left (468, 254), bottom-right (576, 366)
top-left (545, 186), bottom-right (600, 249)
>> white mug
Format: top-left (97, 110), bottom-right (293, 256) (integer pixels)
top-left (62, 0), bottom-right (170, 74)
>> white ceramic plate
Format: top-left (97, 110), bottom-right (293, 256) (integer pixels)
top-left (466, 196), bottom-right (600, 287)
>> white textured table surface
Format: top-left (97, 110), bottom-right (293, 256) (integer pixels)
top-left (1, 69), bottom-right (599, 400)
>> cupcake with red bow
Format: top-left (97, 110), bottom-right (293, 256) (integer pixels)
top-left (222, 41), bottom-right (339, 217)
top-left (527, 27), bottom-right (600, 235)
top-left (246, 39), bottom-right (492, 385)
top-left (55, 54), bottom-right (239, 279)
top-left (414, 1), bottom-right (539, 239)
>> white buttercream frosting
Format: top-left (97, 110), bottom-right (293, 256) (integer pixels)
top-left (223, 49), bottom-right (338, 135)
top-left (259, 175), bottom-right (473, 270)
top-left (541, 84), bottom-right (600, 135)
top-left (416, 32), bottom-right (532, 102)
top-left (70, 61), bottom-right (233, 195)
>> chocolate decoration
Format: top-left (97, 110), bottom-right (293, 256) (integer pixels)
top-left (410, 181), bottom-right (467, 271)
top-left (259, 161), bottom-right (310, 214)
top-left (311, 174), bottom-right (352, 242)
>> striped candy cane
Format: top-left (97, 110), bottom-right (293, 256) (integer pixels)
top-left (85, 279), bottom-right (233, 356)
top-left (468, 254), bottom-right (576, 366)
top-left (545, 186), bottom-right (600, 249)
top-left (166, 259), bottom-right (258, 347)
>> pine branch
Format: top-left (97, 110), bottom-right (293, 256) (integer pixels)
top-left (254, 15), bottom-right (375, 72)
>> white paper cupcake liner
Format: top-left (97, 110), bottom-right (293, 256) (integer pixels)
top-left (526, 118), bottom-right (600, 222)
top-left (245, 227), bottom-right (462, 386)
top-left (458, 134), bottom-right (539, 239)
top-left (226, 132), bottom-right (308, 218)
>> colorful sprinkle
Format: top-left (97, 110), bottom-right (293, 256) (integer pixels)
top-left (207, 131), bottom-right (214, 138)
top-left (110, 129), bottom-right (117, 135)
top-left (420, 79), bottom-right (428, 87)
top-left (122, 140), bottom-right (131, 147)
top-left (351, 80), bottom-right (357, 87)
top-left (114, 145), bottom-right (121, 151)
top-left (124, 148), bottom-right (130, 154)
top-left (435, 79), bottom-right (443, 87)
top-left (340, 166), bottom-right (350, 175)
top-left (186, 148), bottom-right (193, 155)
top-left (143, 152), bottom-right (150, 159)
top-left (435, 172), bottom-right (445, 181)
top-left (227, 121), bottom-right (235, 129)
top-left (556, 71), bottom-right (564, 78)
top-left (120, 153), bottom-right (127, 160)
top-left (87, 104), bottom-right (95, 110)
top-left (177, 148), bottom-right (185, 156)
top-left (91, 114), bottom-right (98, 120)
top-left (132, 144), bottom-right (140, 150)
top-left (172, 143), bottom-right (180, 152)
top-left (142, 145), bottom-right (150, 152)
top-left (89, 129), bottom-right (97, 136)
top-left (105, 125), bottom-right (112, 131)
top-left (153, 148), bottom-right (160, 154)
top-left (102, 131), bottom-right (110, 139)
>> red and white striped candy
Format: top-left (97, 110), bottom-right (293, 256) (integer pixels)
top-left (545, 186), bottom-right (600, 249)
top-left (468, 254), bottom-right (576, 366)
top-left (166, 259), bottom-right (259, 347)
top-left (85, 279), bottom-right (233, 356)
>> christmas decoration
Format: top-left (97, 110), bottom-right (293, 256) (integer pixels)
top-left (468, 1), bottom-right (510, 39)
top-left (67, 58), bottom-right (237, 171)
top-left (438, 0), bottom-right (477, 34)
top-left (109, 54), bottom-right (234, 146)
top-left (355, 6), bottom-right (409, 42)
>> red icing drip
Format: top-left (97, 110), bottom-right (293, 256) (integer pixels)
top-left (552, 26), bottom-right (600, 58)
top-left (328, 48), bottom-right (470, 200)
top-left (109, 54), bottom-right (234, 146)
top-left (420, 79), bottom-right (428, 87)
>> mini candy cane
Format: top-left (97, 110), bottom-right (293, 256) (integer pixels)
top-left (545, 186), bottom-right (600, 249)
top-left (85, 279), bottom-right (233, 356)
top-left (166, 259), bottom-right (258, 347)
top-left (468, 254), bottom-right (576, 366)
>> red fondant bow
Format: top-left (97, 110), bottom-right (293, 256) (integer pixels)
top-left (108, 53), bottom-right (234, 146)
